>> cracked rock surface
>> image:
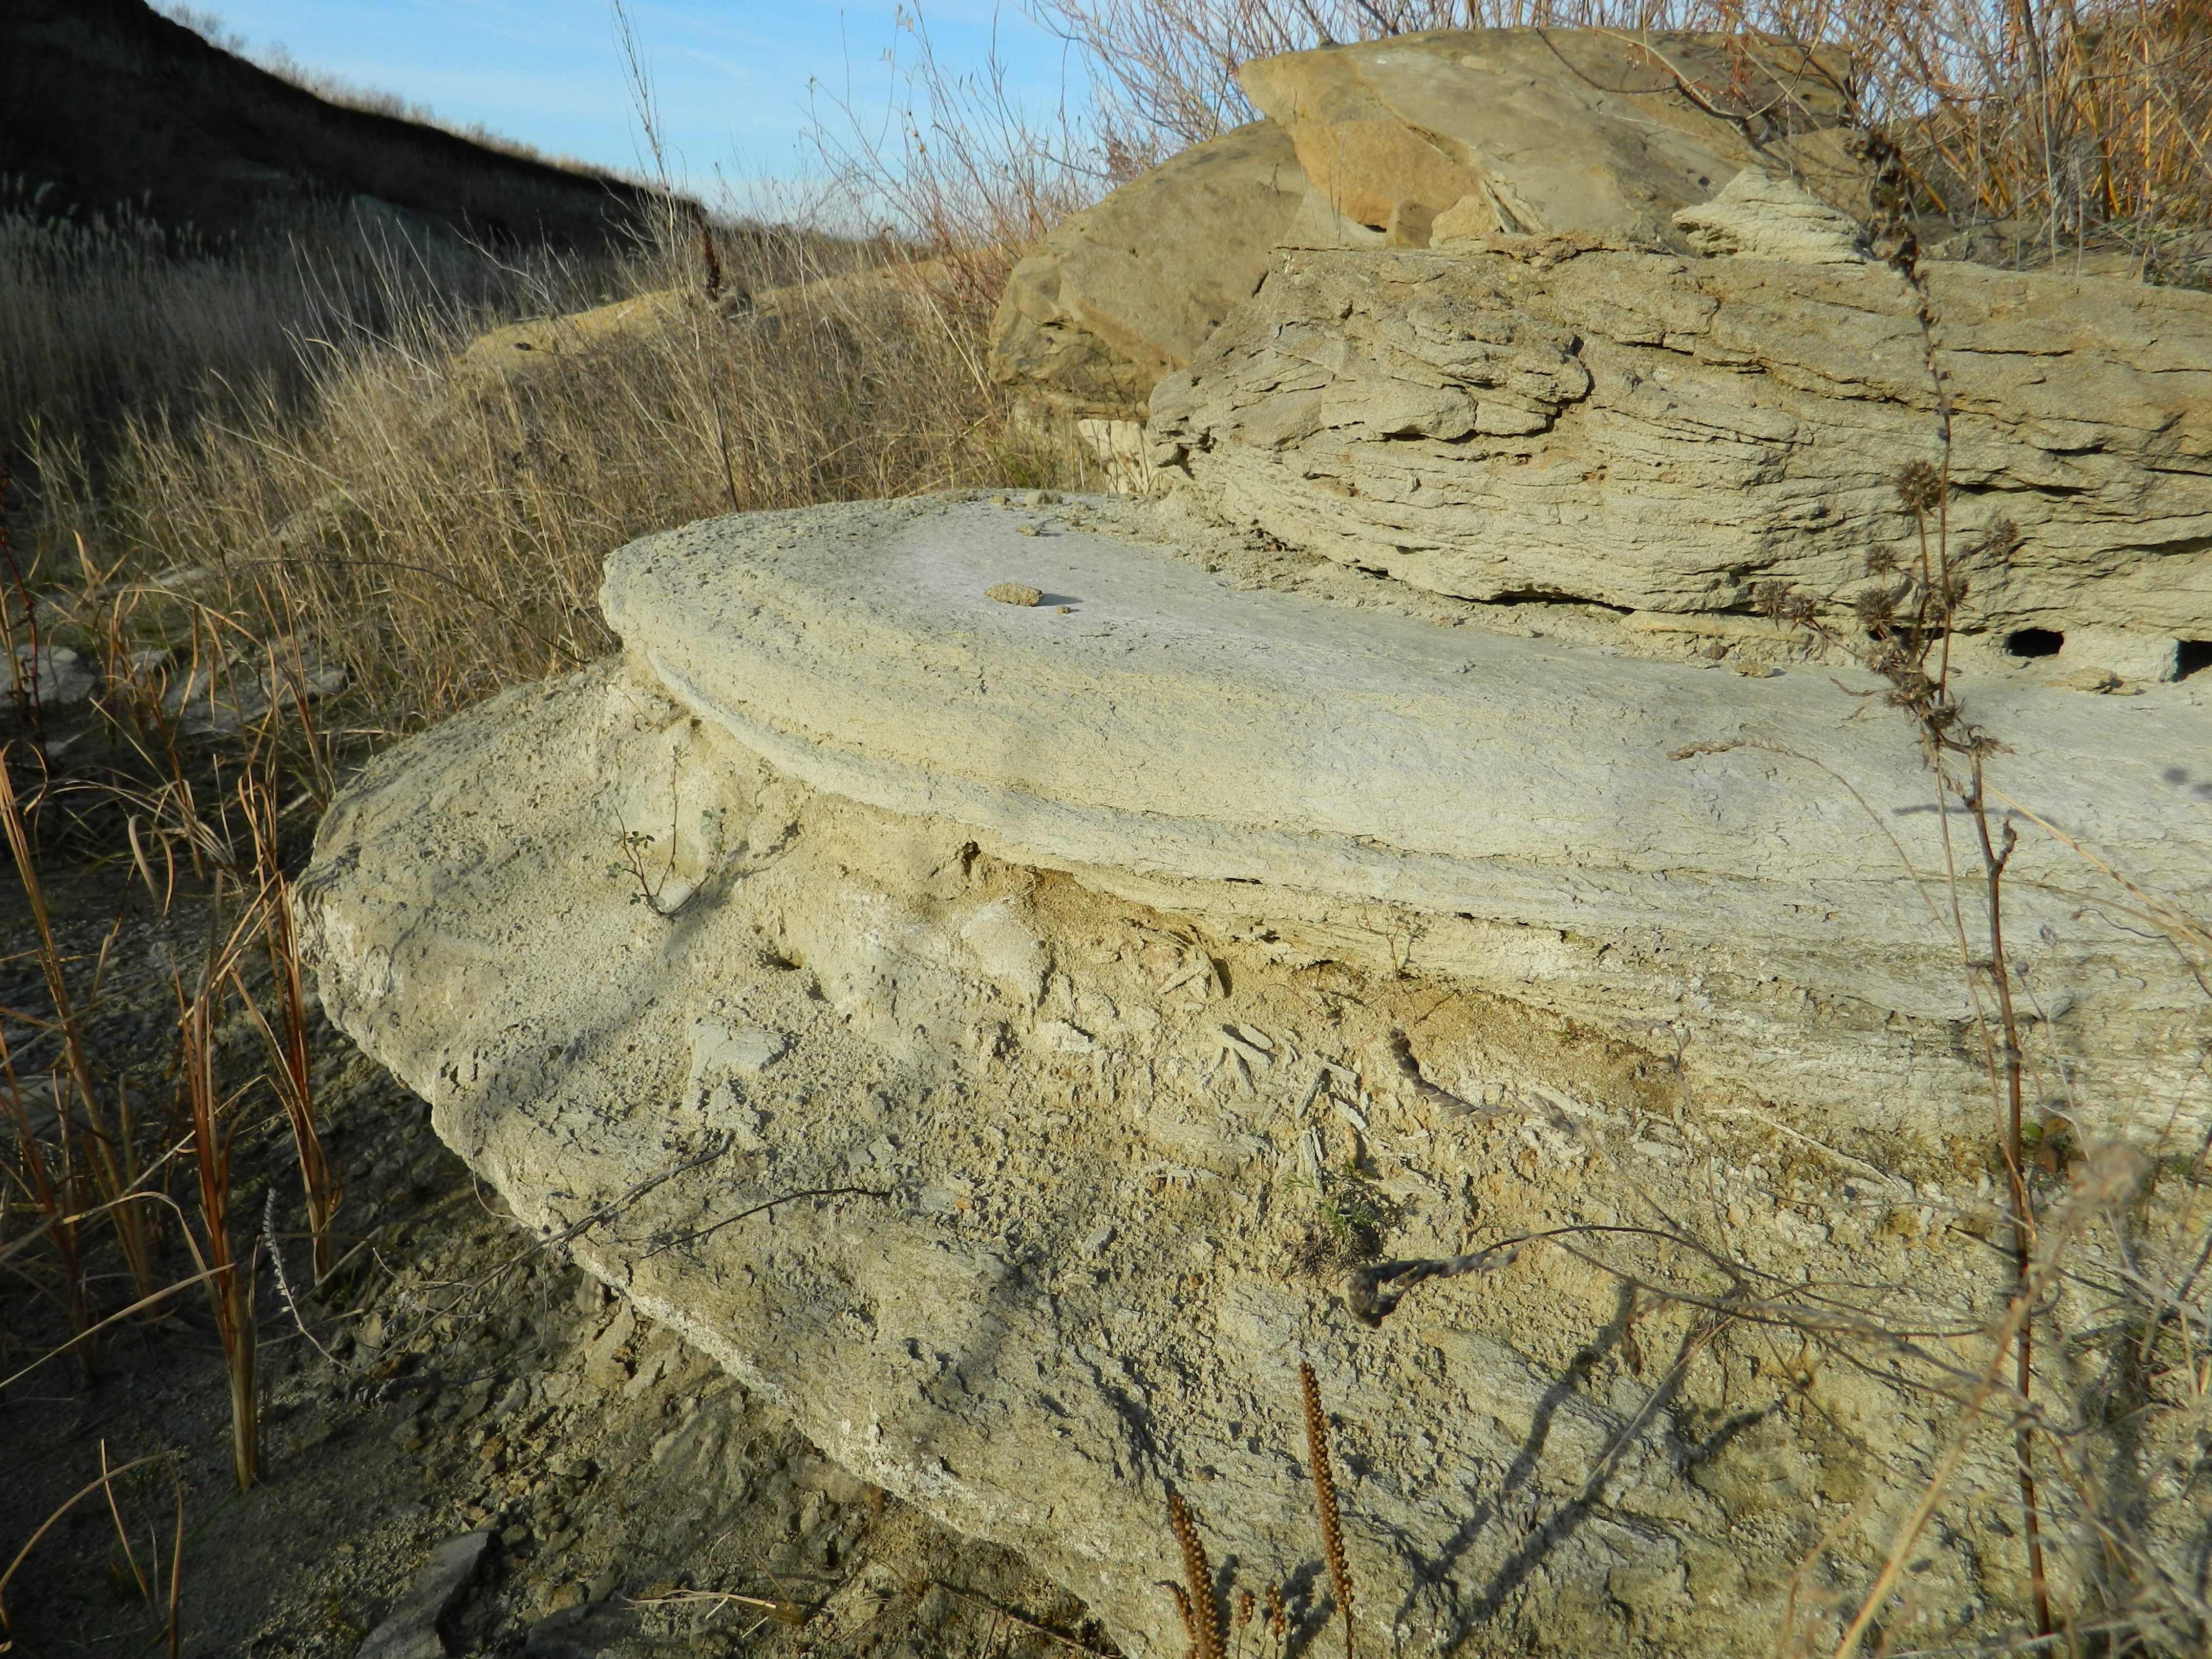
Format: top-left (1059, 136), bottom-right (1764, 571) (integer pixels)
top-left (300, 491), bottom-right (2210, 1658)
top-left (1148, 242), bottom-right (2212, 643)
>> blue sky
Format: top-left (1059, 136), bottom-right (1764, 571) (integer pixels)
top-left (179, 1), bottom-right (1085, 199)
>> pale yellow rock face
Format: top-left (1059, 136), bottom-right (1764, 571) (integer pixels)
top-left (1150, 242), bottom-right (2212, 640)
top-left (454, 263), bottom-right (956, 386)
top-left (456, 289), bottom-right (694, 380)
top-left (988, 122), bottom-right (1318, 419)
top-left (1237, 29), bottom-right (1857, 245)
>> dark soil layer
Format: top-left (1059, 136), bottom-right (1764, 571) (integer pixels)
top-left (0, 0), bottom-right (666, 243)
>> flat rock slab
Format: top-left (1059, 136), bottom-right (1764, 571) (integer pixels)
top-left (604, 491), bottom-right (2209, 1126)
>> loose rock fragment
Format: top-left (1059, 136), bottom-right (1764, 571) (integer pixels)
top-left (1672, 168), bottom-right (1868, 264)
top-left (354, 1530), bottom-right (493, 1659)
top-left (987, 582), bottom-right (1044, 606)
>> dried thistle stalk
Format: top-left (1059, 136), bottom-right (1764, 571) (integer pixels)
top-left (1300, 1362), bottom-right (1355, 1659)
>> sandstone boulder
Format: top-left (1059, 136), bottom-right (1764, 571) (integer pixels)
top-left (1238, 29), bottom-right (1859, 248)
top-left (1148, 241), bottom-right (2212, 648)
top-left (302, 490), bottom-right (2209, 1659)
top-left (1669, 166), bottom-right (1866, 263)
top-left (987, 122), bottom-right (1319, 424)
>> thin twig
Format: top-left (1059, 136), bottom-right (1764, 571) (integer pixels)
top-left (643, 1182), bottom-right (896, 1259)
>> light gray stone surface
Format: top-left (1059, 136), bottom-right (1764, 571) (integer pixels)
top-left (1150, 242), bottom-right (2212, 645)
top-left (302, 493), bottom-right (2210, 1659)
top-left (1670, 168), bottom-right (1867, 264)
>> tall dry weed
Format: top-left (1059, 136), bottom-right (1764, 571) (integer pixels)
top-left (804, 2), bottom-right (1123, 325)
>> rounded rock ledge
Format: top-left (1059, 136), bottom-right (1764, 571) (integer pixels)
top-left (299, 491), bottom-right (2212, 1659)
top-left (601, 491), bottom-right (2208, 1130)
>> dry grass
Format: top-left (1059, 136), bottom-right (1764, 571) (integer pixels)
top-left (13, 224), bottom-right (1059, 738)
top-left (0, 186), bottom-right (631, 468)
top-left (0, 174), bottom-right (1067, 1611)
top-left (0, 45), bottom-right (1070, 1512)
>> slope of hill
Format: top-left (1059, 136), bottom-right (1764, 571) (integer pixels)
top-left (1, 0), bottom-right (668, 246)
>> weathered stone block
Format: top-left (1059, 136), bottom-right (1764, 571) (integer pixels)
top-left (1148, 242), bottom-right (2212, 641)
top-left (1238, 29), bottom-right (1858, 245)
top-left (302, 492), bottom-right (2210, 1659)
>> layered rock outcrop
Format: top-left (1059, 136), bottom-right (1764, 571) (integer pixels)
top-left (302, 490), bottom-right (2212, 1659)
top-left (988, 30), bottom-right (1862, 439)
top-left (1148, 239), bottom-right (2212, 648)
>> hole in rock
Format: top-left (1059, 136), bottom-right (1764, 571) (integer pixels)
top-left (2005, 628), bottom-right (2065, 658)
top-left (2179, 641), bottom-right (2212, 679)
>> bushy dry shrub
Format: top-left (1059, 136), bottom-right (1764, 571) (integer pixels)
top-left (805, 9), bottom-right (1117, 331)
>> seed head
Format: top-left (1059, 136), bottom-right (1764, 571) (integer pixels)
top-left (1895, 460), bottom-right (1944, 516)
top-left (1971, 517), bottom-right (2022, 563)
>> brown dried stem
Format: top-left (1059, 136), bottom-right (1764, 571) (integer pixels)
top-left (1299, 1363), bottom-right (1355, 1659)
top-left (1751, 156), bottom-right (2057, 1642)
top-left (0, 750), bottom-right (158, 1307)
top-left (179, 945), bottom-right (257, 1493)
top-left (1168, 1490), bottom-right (1223, 1659)
top-left (234, 769), bottom-right (341, 1282)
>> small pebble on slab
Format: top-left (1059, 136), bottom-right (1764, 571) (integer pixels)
top-left (987, 583), bottom-right (1044, 607)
